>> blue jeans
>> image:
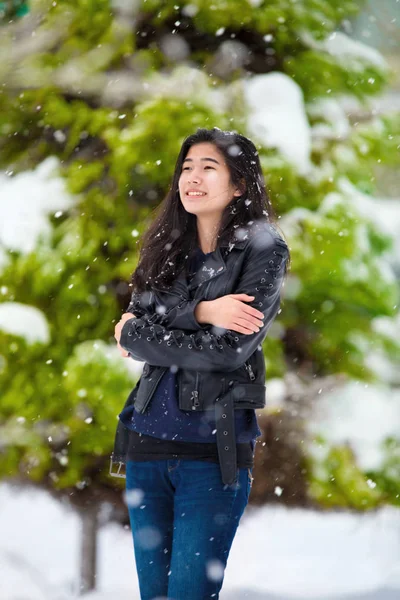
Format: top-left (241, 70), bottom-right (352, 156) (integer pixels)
top-left (125, 459), bottom-right (252, 600)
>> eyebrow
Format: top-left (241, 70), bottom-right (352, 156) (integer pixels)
top-left (183, 157), bottom-right (220, 165)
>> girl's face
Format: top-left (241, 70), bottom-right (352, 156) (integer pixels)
top-left (178, 142), bottom-right (241, 218)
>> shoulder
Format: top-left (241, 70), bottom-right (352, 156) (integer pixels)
top-left (241, 219), bottom-right (289, 257)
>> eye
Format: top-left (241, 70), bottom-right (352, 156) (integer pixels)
top-left (181, 164), bottom-right (214, 172)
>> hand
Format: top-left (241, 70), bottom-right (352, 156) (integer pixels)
top-left (197, 295), bottom-right (264, 335)
top-left (114, 312), bottom-right (136, 356)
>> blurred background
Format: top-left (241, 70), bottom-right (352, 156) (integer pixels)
top-left (0, 1), bottom-right (399, 599)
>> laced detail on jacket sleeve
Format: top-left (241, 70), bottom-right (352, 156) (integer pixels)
top-left (119, 238), bottom-right (289, 372)
top-left (127, 287), bottom-right (206, 332)
top-left (127, 320), bottom-right (238, 353)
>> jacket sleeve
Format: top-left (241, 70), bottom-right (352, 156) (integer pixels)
top-left (158, 297), bottom-right (207, 330)
top-left (126, 281), bottom-right (206, 331)
top-left (119, 234), bottom-right (289, 372)
top-left (126, 290), bottom-right (154, 320)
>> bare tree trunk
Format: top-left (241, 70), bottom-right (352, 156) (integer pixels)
top-left (79, 505), bottom-right (98, 595)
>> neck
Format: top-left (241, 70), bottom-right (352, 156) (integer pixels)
top-left (196, 214), bottom-right (221, 253)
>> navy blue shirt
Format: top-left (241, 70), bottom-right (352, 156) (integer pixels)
top-left (120, 248), bottom-right (261, 445)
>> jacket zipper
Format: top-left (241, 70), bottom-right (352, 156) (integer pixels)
top-left (191, 372), bottom-right (200, 409)
top-left (244, 360), bottom-right (256, 381)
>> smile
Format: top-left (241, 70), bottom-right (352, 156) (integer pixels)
top-left (186, 192), bottom-right (207, 197)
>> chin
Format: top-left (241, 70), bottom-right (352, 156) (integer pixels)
top-left (182, 203), bottom-right (202, 215)
top-left (184, 209), bottom-right (202, 217)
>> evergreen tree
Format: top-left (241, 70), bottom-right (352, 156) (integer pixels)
top-left (1, 0), bottom-right (399, 590)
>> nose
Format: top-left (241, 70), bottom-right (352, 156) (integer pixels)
top-left (187, 165), bottom-right (202, 184)
top-left (188, 172), bottom-right (201, 184)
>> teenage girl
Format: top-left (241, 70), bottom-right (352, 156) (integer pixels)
top-left (113, 127), bottom-right (290, 600)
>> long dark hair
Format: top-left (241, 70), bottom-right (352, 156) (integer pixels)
top-left (131, 127), bottom-right (286, 293)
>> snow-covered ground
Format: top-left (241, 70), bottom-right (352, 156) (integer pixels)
top-left (1, 483), bottom-right (399, 600)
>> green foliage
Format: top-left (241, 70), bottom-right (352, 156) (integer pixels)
top-left (263, 335), bottom-right (287, 379)
top-left (139, 0), bottom-right (386, 101)
top-left (280, 194), bottom-right (399, 377)
top-left (0, 0), bottom-right (399, 511)
top-left (344, 113), bottom-right (400, 189)
top-left (260, 152), bottom-right (336, 214)
top-left (286, 50), bottom-right (387, 102)
top-left (367, 438), bottom-right (400, 506)
top-left (141, 0), bottom-right (363, 47)
top-left (307, 436), bottom-right (400, 508)
top-left (103, 97), bottom-right (228, 191)
top-left (307, 442), bottom-right (384, 509)
top-left (38, 0), bottom-right (130, 57)
top-left (0, 331), bottom-right (137, 488)
top-left (0, 0), bottom-right (29, 19)
top-left (306, 109), bottom-right (400, 194)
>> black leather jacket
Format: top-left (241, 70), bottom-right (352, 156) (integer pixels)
top-left (110, 220), bottom-right (289, 484)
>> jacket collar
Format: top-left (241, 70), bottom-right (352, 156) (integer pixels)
top-left (187, 236), bottom-right (248, 291)
top-left (156, 220), bottom-right (271, 295)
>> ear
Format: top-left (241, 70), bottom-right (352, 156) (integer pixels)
top-left (233, 178), bottom-right (246, 197)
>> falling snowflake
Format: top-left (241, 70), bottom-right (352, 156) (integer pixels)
top-left (206, 559), bottom-right (224, 582)
top-left (124, 488), bottom-right (145, 508)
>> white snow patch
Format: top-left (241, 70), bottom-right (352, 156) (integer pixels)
top-left (302, 30), bottom-right (388, 70)
top-left (265, 377), bottom-right (287, 409)
top-left (98, 342), bottom-right (144, 379)
top-left (0, 302), bottom-right (50, 344)
top-left (243, 72), bottom-right (312, 175)
top-left (338, 178), bottom-right (400, 264)
top-left (70, 340), bottom-right (144, 381)
top-left (0, 157), bottom-right (74, 258)
top-left (225, 503), bottom-right (400, 598)
top-left (281, 180), bottom-right (400, 272)
top-left (146, 66), bottom-right (226, 113)
top-left (364, 347), bottom-right (400, 386)
top-left (372, 312), bottom-right (400, 345)
top-left (0, 483), bottom-right (400, 599)
top-left (307, 380), bottom-right (400, 471)
top-left (309, 98), bottom-right (351, 141)
top-left (366, 313), bottom-right (400, 384)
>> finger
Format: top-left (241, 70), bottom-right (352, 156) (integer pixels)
top-left (230, 322), bottom-right (255, 335)
top-left (240, 307), bottom-right (264, 328)
top-left (237, 302), bottom-right (264, 320)
top-left (235, 317), bottom-right (261, 334)
top-left (230, 294), bottom-right (255, 300)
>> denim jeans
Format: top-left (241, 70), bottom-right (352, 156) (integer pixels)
top-left (125, 459), bottom-right (252, 600)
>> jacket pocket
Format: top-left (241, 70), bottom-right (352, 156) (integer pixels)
top-left (178, 369), bottom-right (201, 411)
top-left (178, 369), bottom-right (226, 411)
top-left (244, 359), bottom-right (256, 381)
top-left (230, 383), bottom-right (266, 409)
top-left (190, 371), bottom-right (201, 409)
